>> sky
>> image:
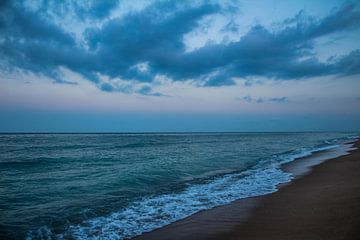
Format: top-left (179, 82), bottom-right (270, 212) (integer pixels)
top-left (0, 0), bottom-right (359, 132)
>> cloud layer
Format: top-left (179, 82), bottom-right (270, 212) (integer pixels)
top-left (0, 0), bottom-right (359, 93)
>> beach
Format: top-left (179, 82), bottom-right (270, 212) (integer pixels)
top-left (2, 1), bottom-right (360, 239)
top-left (1, 133), bottom-right (358, 239)
top-left (134, 140), bottom-right (360, 240)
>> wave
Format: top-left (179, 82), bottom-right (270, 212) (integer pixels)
top-left (26, 141), bottom-right (350, 240)
top-left (0, 157), bottom-right (70, 168)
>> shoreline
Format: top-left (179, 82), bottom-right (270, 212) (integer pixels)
top-left (133, 139), bottom-right (359, 240)
top-left (282, 141), bottom-right (355, 179)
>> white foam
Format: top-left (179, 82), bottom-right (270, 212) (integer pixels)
top-left (285, 142), bottom-right (355, 177)
top-left (28, 143), bottom-right (347, 240)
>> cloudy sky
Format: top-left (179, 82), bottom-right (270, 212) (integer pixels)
top-left (0, 0), bottom-right (359, 132)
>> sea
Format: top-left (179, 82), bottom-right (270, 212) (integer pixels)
top-left (0, 132), bottom-right (358, 239)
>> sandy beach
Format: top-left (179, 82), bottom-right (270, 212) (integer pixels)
top-left (134, 140), bottom-right (360, 240)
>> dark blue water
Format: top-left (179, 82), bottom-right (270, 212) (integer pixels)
top-left (0, 132), bottom-right (357, 239)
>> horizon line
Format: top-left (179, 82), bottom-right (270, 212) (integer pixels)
top-left (0, 131), bottom-right (358, 134)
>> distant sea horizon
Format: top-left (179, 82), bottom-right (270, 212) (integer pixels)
top-left (0, 131), bottom-right (358, 134)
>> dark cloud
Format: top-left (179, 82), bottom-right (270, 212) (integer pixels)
top-left (100, 83), bottom-right (114, 92)
top-left (243, 79), bottom-right (264, 87)
top-left (136, 86), bottom-right (163, 96)
top-left (203, 1), bottom-right (360, 85)
top-left (242, 96), bottom-right (265, 103)
top-left (240, 96), bottom-right (288, 104)
top-left (335, 49), bottom-right (360, 76)
top-left (83, 1), bottom-right (220, 80)
top-left (269, 97), bottom-right (288, 103)
top-left (0, 1), bottom-right (359, 93)
top-left (69, 0), bottom-right (119, 19)
top-left (33, 0), bottom-right (119, 20)
top-left (0, 0), bottom-right (79, 82)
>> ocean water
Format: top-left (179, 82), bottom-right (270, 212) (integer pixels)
top-left (0, 132), bottom-right (357, 239)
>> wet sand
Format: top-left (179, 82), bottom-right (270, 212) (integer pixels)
top-left (133, 140), bottom-right (360, 240)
